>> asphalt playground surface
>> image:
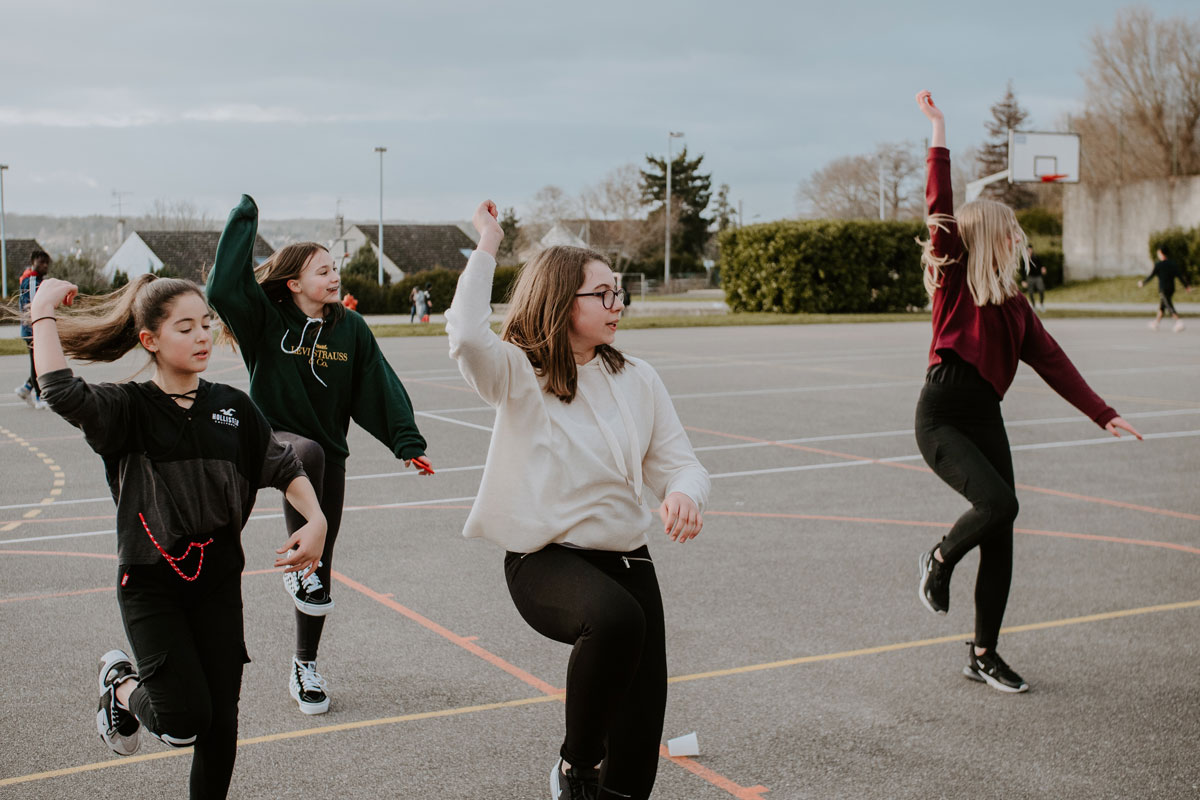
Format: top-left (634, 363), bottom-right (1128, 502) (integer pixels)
top-left (0, 318), bottom-right (1197, 799)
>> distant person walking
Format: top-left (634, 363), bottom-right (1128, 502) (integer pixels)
top-left (913, 90), bottom-right (1141, 693)
top-left (416, 282), bottom-right (432, 323)
top-left (1021, 245), bottom-right (1046, 313)
top-left (1139, 247), bottom-right (1192, 332)
top-left (16, 249), bottom-right (52, 409)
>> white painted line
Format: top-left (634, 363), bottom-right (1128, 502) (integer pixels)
top-left (672, 380), bottom-right (917, 400)
top-left (0, 496), bottom-right (111, 511)
top-left (346, 465), bottom-right (484, 481)
top-left (0, 528), bottom-right (115, 546)
top-left (415, 411), bottom-right (494, 432)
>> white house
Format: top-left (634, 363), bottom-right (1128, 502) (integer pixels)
top-left (104, 231), bottom-right (275, 282)
top-left (334, 224), bottom-right (475, 282)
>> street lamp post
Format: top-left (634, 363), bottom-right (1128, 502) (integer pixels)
top-left (664, 131), bottom-right (683, 292)
top-left (374, 146), bottom-right (387, 286)
top-left (0, 164), bottom-right (8, 298)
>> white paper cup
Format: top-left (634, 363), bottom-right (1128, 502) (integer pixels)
top-left (666, 731), bottom-right (700, 757)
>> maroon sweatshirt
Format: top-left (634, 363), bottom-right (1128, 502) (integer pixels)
top-left (924, 147), bottom-right (1117, 428)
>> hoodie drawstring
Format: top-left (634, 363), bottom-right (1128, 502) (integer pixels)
top-left (280, 317), bottom-right (328, 387)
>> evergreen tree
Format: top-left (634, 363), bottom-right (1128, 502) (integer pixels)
top-left (640, 147), bottom-right (713, 273)
top-left (497, 207), bottom-right (521, 263)
top-left (343, 243), bottom-right (388, 284)
top-left (712, 183), bottom-right (736, 232)
top-left (977, 82), bottom-right (1037, 208)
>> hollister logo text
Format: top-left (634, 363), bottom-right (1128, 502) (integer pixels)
top-left (212, 408), bottom-right (240, 428)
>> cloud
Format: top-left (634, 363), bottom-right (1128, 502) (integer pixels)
top-left (0, 104), bottom-right (366, 128)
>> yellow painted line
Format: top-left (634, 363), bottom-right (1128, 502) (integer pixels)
top-left (0, 522), bottom-right (19, 532)
top-left (53, 480), bottom-right (65, 487)
top-left (668, 598), bottom-right (1200, 684)
top-left (50, 489), bottom-right (62, 496)
top-left (0, 694), bottom-right (561, 788)
top-left (22, 509), bottom-right (42, 519)
top-left (36, 452), bottom-right (48, 458)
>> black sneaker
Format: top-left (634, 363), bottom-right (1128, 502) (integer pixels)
top-left (96, 649), bottom-right (141, 756)
top-left (918, 547), bottom-right (950, 614)
top-left (289, 657), bottom-right (330, 714)
top-left (283, 563), bottom-right (334, 616)
top-left (550, 757), bottom-right (599, 800)
top-left (964, 642), bottom-right (1029, 693)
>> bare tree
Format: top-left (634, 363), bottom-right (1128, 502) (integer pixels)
top-left (138, 199), bottom-right (216, 231)
top-left (1079, 7), bottom-right (1200, 182)
top-left (797, 143), bottom-right (923, 220)
top-left (526, 185), bottom-right (578, 227)
top-left (580, 164), bottom-right (658, 271)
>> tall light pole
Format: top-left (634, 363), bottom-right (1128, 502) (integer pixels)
top-left (374, 146), bottom-right (387, 285)
top-left (0, 164), bottom-right (8, 298)
top-left (664, 131), bottom-right (684, 292)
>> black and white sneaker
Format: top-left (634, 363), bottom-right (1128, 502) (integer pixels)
top-left (550, 757), bottom-right (599, 800)
top-left (289, 657), bottom-right (330, 715)
top-left (964, 642), bottom-right (1029, 693)
top-left (918, 547), bottom-right (950, 614)
top-left (96, 649), bottom-right (141, 756)
top-left (283, 563), bottom-right (334, 616)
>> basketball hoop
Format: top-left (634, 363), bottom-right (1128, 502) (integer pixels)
top-left (1039, 174), bottom-right (1069, 183)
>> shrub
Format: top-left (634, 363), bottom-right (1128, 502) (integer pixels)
top-left (718, 220), bottom-right (928, 313)
top-left (1148, 226), bottom-right (1195, 281)
top-left (1016, 207), bottom-right (1062, 237)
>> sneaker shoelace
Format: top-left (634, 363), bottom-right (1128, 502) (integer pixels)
top-left (301, 569), bottom-right (324, 595)
top-left (295, 661), bottom-right (327, 694)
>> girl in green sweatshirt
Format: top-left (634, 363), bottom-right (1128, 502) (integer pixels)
top-left (207, 195), bottom-right (433, 715)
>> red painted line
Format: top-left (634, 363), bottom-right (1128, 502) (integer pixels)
top-left (331, 569), bottom-right (563, 696)
top-left (0, 585), bottom-right (114, 604)
top-left (0, 548), bottom-right (116, 560)
top-left (688, 425), bottom-right (1199, 521)
top-left (659, 746), bottom-right (770, 799)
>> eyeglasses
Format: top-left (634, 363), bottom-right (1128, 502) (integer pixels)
top-left (574, 288), bottom-right (629, 309)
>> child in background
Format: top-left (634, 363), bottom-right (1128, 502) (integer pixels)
top-left (1139, 247), bottom-right (1192, 332)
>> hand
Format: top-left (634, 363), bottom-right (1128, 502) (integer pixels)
top-left (473, 200), bottom-right (503, 256)
top-left (30, 278), bottom-right (78, 316)
top-left (1137, 281), bottom-right (1144, 288)
top-left (915, 90), bottom-right (943, 122)
top-left (1105, 416), bottom-right (1143, 440)
top-left (659, 492), bottom-right (702, 543)
top-left (405, 455), bottom-right (435, 475)
top-left (275, 518), bottom-right (327, 578)
top-left (1021, 280), bottom-right (1028, 289)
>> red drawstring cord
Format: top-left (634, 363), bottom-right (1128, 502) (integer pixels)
top-left (138, 513), bottom-right (213, 582)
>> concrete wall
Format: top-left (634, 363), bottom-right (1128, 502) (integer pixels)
top-left (1064, 175), bottom-right (1200, 280)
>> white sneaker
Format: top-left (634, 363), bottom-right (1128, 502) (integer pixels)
top-left (1174, 320), bottom-right (1185, 333)
top-left (96, 649), bottom-right (141, 756)
top-left (289, 657), bottom-right (330, 715)
top-left (33, 393), bottom-right (49, 410)
top-left (283, 562), bottom-right (334, 616)
top-left (15, 384), bottom-right (34, 408)
top-left (1148, 320), bottom-right (1160, 331)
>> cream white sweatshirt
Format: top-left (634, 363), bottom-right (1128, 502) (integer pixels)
top-left (445, 250), bottom-right (711, 553)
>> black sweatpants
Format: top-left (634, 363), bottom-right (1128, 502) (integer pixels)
top-left (117, 536), bottom-right (248, 800)
top-left (1159, 291), bottom-right (1178, 316)
top-left (505, 544), bottom-right (667, 800)
top-left (914, 375), bottom-right (1018, 651)
top-left (22, 336), bottom-right (39, 394)
top-left (276, 432), bottom-right (346, 662)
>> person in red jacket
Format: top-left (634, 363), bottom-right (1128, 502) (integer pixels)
top-left (913, 91), bottom-right (1141, 693)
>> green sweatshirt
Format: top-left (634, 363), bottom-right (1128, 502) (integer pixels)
top-left (207, 195), bottom-right (426, 468)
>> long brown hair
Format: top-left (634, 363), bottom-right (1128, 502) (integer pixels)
top-left (501, 245), bottom-right (625, 402)
top-left (254, 242), bottom-right (345, 325)
top-left (52, 275), bottom-right (206, 364)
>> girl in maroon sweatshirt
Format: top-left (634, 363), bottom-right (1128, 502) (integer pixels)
top-left (913, 90), bottom-right (1141, 692)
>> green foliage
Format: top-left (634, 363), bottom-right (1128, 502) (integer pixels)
top-left (151, 265), bottom-right (179, 279)
top-left (51, 254), bottom-right (111, 294)
top-left (1148, 226), bottom-right (1195, 274)
top-left (717, 220), bottom-right (928, 313)
top-left (1029, 247), bottom-right (1064, 289)
top-left (1016, 207), bottom-right (1062, 237)
top-left (339, 274), bottom-right (390, 313)
top-left (641, 147), bottom-right (713, 266)
top-left (343, 243), bottom-right (387, 284)
top-left (492, 265), bottom-right (522, 304)
top-left (498, 208), bottom-right (521, 263)
top-left (111, 269), bottom-right (129, 289)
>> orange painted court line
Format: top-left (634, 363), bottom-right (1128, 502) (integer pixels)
top-left (0, 585), bottom-right (114, 604)
top-left (0, 548), bottom-right (116, 560)
top-left (689, 424), bottom-right (1200, 522)
top-left (706, 510), bottom-right (1200, 556)
top-left (331, 569), bottom-right (563, 696)
top-left (334, 569), bottom-right (770, 798)
top-left (659, 745), bottom-right (770, 800)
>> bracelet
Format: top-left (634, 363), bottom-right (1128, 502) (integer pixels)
top-left (30, 316), bottom-right (57, 326)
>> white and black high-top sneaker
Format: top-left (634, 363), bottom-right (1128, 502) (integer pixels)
top-left (918, 547), bottom-right (951, 614)
top-left (550, 757), bottom-right (600, 800)
top-left (964, 642), bottom-right (1029, 693)
top-left (283, 563), bottom-right (334, 616)
top-left (96, 649), bottom-right (141, 756)
top-left (289, 657), bottom-right (330, 714)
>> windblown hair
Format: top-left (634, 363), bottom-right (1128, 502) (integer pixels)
top-left (254, 242), bottom-right (345, 325)
top-left (920, 199), bottom-right (1027, 307)
top-left (501, 245), bottom-right (625, 403)
top-left (51, 275), bottom-right (204, 364)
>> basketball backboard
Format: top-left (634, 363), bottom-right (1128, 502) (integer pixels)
top-left (1007, 131), bottom-right (1080, 183)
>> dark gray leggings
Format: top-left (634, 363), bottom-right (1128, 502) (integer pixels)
top-left (275, 432), bottom-right (346, 662)
top-left (914, 380), bottom-right (1018, 651)
top-left (505, 544), bottom-right (666, 800)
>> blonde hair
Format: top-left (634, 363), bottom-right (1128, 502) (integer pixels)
top-left (920, 199), bottom-right (1028, 306)
top-left (501, 245), bottom-right (625, 402)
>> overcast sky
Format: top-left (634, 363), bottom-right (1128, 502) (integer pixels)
top-left (1, 0), bottom-right (1195, 224)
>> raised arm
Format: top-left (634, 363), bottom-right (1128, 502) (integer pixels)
top-left (916, 90), bottom-right (945, 148)
top-left (445, 200), bottom-right (531, 406)
top-left (916, 90), bottom-right (962, 265)
top-left (207, 195), bottom-right (272, 344)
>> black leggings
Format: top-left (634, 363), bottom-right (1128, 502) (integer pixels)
top-left (914, 379), bottom-right (1018, 651)
top-left (117, 537), bottom-right (247, 800)
top-left (276, 433), bottom-right (346, 662)
top-left (23, 336), bottom-right (39, 393)
top-left (505, 544), bottom-right (666, 800)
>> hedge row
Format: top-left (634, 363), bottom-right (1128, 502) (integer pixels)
top-left (340, 265), bottom-right (522, 315)
top-left (717, 220), bottom-right (929, 313)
